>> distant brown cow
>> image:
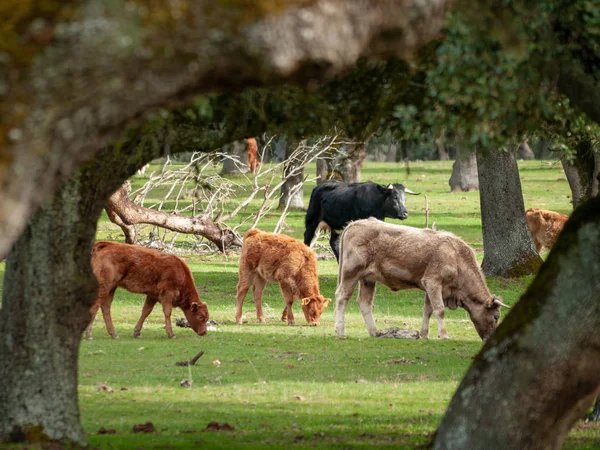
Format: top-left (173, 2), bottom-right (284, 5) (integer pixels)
top-left (526, 207), bottom-right (569, 253)
top-left (235, 229), bottom-right (330, 326)
top-left (86, 241), bottom-right (209, 339)
top-left (335, 218), bottom-right (509, 340)
top-left (246, 137), bottom-right (261, 173)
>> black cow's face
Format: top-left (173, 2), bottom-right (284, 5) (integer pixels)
top-left (383, 184), bottom-right (409, 220)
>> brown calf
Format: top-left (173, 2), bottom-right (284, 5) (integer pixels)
top-left (526, 207), bottom-right (569, 253)
top-left (86, 241), bottom-right (209, 339)
top-left (235, 229), bottom-right (330, 326)
top-left (246, 137), bottom-right (261, 173)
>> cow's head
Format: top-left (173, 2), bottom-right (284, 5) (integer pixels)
top-left (383, 184), bottom-right (420, 221)
top-left (183, 301), bottom-right (209, 336)
top-left (300, 295), bottom-right (331, 326)
top-left (467, 295), bottom-right (509, 341)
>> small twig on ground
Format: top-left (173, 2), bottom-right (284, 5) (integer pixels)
top-left (175, 350), bottom-right (205, 366)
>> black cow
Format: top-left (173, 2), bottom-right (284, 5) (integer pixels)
top-left (304, 181), bottom-right (419, 260)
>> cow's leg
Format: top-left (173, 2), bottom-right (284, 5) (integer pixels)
top-left (357, 280), bottom-right (378, 336)
top-left (100, 288), bottom-right (119, 339)
top-left (420, 293), bottom-right (434, 339)
top-left (280, 283), bottom-right (295, 325)
top-left (134, 295), bottom-right (157, 338)
top-left (330, 230), bottom-right (341, 261)
top-left (423, 282), bottom-right (448, 339)
top-left (281, 306), bottom-right (288, 322)
top-left (235, 269), bottom-right (255, 324)
top-left (85, 300), bottom-right (101, 340)
top-left (252, 276), bottom-right (268, 323)
top-left (334, 278), bottom-right (359, 336)
top-left (160, 296), bottom-right (176, 338)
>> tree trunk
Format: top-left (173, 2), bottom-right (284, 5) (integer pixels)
top-left (433, 196), bottom-right (600, 449)
top-left (435, 136), bottom-right (450, 161)
top-left (386, 143), bottom-right (398, 162)
top-left (316, 157), bottom-right (330, 184)
top-left (0, 178), bottom-right (102, 445)
top-left (476, 147), bottom-right (543, 277)
top-left (561, 139), bottom-right (599, 209)
top-left (449, 152), bottom-right (479, 192)
top-left (279, 140), bottom-right (305, 210)
top-left (106, 182), bottom-right (243, 251)
top-left (518, 139), bottom-right (535, 160)
top-left (221, 140), bottom-right (249, 174)
top-left (341, 141), bottom-right (368, 183)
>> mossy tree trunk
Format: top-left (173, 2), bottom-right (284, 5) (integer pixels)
top-left (476, 147), bottom-right (542, 276)
top-left (0, 179), bottom-right (100, 445)
top-left (449, 152), bottom-right (478, 192)
top-left (433, 196), bottom-right (600, 449)
top-left (561, 139), bottom-right (599, 208)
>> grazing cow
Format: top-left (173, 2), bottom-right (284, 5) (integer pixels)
top-left (304, 181), bottom-right (419, 260)
top-left (526, 207), bottom-right (569, 253)
top-left (246, 137), bottom-right (261, 173)
top-left (334, 218), bottom-right (509, 340)
top-left (235, 229), bottom-right (331, 326)
top-left (86, 241), bottom-right (209, 339)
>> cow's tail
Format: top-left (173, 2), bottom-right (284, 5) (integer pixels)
top-left (304, 184), bottom-right (335, 246)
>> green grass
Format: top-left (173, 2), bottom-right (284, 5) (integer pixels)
top-left (2, 160), bottom-right (599, 449)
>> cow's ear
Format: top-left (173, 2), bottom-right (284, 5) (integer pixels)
top-left (323, 298), bottom-right (331, 308)
top-left (191, 302), bottom-right (199, 312)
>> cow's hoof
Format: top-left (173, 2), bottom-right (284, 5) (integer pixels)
top-left (287, 322), bottom-right (295, 326)
top-left (439, 334), bottom-right (449, 340)
top-left (309, 323), bottom-right (319, 327)
top-left (111, 335), bottom-right (120, 340)
top-left (169, 335), bottom-right (176, 339)
top-left (86, 336), bottom-right (93, 341)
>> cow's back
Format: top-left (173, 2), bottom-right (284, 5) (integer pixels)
top-left (92, 241), bottom-right (191, 297)
top-left (338, 219), bottom-right (466, 290)
top-left (241, 229), bottom-right (317, 283)
top-left (526, 208), bottom-right (568, 251)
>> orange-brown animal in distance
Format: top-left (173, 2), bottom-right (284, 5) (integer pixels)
top-left (246, 137), bottom-right (261, 173)
top-left (526, 207), bottom-right (569, 253)
top-left (86, 241), bottom-right (209, 339)
top-left (235, 229), bottom-right (330, 326)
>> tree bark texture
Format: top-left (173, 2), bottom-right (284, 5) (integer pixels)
top-left (435, 136), bottom-right (450, 161)
top-left (449, 152), bottom-right (479, 192)
top-left (433, 196), bottom-right (600, 450)
top-left (106, 182), bottom-right (243, 251)
top-left (561, 139), bottom-right (599, 209)
top-left (476, 147), bottom-right (543, 277)
top-left (0, 0), bottom-right (452, 259)
top-left (0, 178), bottom-right (102, 445)
top-left (279, 140), bottom-right (306, 210)
top-left (341, 141), bottom-right (368, 183)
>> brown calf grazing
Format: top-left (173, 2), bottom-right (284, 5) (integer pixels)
top-left (235, 229), bottom-right (330, 326)
top-left (526, 207), bottom-right (569, 253)
top-left (335, 218), bottom-right (508, 340)
top-left (246, 137), bottom-right (261, 173)
top-left (86, 241), bottom-right (209, 339)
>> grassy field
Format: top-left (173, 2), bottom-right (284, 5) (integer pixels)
top-left (1, 160), bottom-right (599, 449)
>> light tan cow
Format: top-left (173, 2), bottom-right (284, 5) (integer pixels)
top-left (334, 218), bottom-right (508, 340)
top-left (526, 207), bottom-right (569, 253)
top-left (235, 229), bottom-right (330, 326)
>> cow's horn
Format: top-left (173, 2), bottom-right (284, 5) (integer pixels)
top-left (493, 297), bottom-right (510, 308)
top-left (404, 188), bottom-right (420, 195)
top-left (387, 184), bottom-right (394, 190)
